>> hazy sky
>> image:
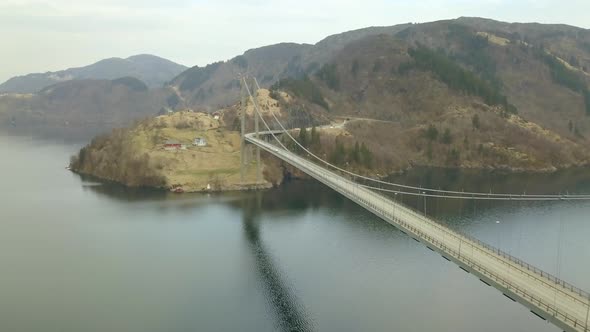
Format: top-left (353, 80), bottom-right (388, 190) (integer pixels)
top-left (1, 0), bottom-right (589, 82)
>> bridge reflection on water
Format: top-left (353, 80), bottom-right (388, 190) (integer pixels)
top-left (240, 192), bottom-right (314, 332)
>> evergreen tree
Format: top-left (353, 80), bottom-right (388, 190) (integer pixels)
top-left (316, 63), bottom-right (340, 90)
top-left (472, 114), bottom-right (480, 130)
top-left (441, 128), bottom-right (453, 144)
top-left (351, 60), bottom-right (359, 77)
top-left (310, 125), bottom-right (321, 149)
top-left (348, 141), bottom-right (361, 165)
top-left (426, 124), bottom-right (439, 141)
top-left (426, 142), bottom-right (433, 161)
top-left (330, 138), bottom-right (347, 166)
top-left (447, 148), bottom-right (461, 165)
top-left (298, 127), bottom-right (308, 148)
top-left (360, 142), bottom-right (373, 169)
top-left (372, 59), bottom-right (382, 72)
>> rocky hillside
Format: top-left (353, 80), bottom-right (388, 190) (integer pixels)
top-left (0, 54), bottom-right (187, 93)
top-left (268, 27), bottom-right (590, 173)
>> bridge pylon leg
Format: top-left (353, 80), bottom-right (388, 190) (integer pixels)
top-left (253, 79), bottom-right (261, 185)
top-left (240, 76), bottom-right (246, 184)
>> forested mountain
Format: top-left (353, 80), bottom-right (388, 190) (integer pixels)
top-left (264, 19), bottom-right (590, 172)
top-left (0, 77), bottom-right (175, 127)
top-left (0, 54), bottom-right (187, 93)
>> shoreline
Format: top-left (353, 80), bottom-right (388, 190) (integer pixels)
top-left (70, 162), bottom-right (590, 194)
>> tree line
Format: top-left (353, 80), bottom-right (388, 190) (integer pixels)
top-left (282, 126), bottom-right (374, 170)
top-left (535, 48), bottom-right (590, 115)
top-left (329, 139), bottom-right (374, 169)
top-left (271, 77), bottom-right (329, 110)
top-left (400, 46), bottom-right (518, 114)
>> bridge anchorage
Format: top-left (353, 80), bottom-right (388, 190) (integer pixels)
top-left (239, 76), bottom-right (590, 332)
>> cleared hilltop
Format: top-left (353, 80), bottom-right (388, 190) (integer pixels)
top-left (68, 91), bottom-right (290, 192)
top-left (69, 111), bottom-right (274, 192)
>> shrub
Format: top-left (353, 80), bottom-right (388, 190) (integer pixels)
top-left (425, 124), bottom-right (439, 141)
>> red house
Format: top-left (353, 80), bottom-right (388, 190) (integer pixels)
top-left (164, 139), bottom-right (182, 150)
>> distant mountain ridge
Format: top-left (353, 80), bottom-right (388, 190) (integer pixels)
top-left (167, 24), bottom-right (413, 110)
top-left (166, 18), bottom-right (590, 112)
top-left (0, 54), bottom-right (187, 93)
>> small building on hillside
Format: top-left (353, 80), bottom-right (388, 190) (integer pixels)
top-left (212, 111), bottom-right (221, 120)
top-left (193, 137), bottom-right (207, 147)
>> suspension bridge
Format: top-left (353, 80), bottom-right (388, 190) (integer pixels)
top-left (239, 76), bottom-right (590, 332)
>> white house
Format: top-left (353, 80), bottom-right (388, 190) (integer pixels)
top-left (193, 137), bottom-right (207, 147)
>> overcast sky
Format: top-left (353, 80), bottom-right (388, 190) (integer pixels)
top-left (1, 0), bottom-right (589, 82)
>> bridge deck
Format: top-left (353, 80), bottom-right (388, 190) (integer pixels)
top-left (246, 134), bottom-right (589, 332)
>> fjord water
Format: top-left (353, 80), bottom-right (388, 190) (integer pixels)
top-left (1, 135), bottom-right (589, 332)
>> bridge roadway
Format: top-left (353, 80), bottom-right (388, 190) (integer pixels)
top-left (245, 133), bottom-right (590, 332)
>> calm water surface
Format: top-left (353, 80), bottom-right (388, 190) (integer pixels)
top-left (1, 134), bottom-right (589, 332)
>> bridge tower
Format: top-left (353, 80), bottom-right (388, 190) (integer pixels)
top-left (239, 76), bottom-right (262, 186)
top-left (240, 75), bottom-right (247, 183)
top-left (250, 78), bottom-right (262, 184)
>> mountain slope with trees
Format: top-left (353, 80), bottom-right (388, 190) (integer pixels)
top-left (267, 28), bottom-right (590, 173)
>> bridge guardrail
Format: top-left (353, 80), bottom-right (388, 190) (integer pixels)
top-left (413, 224), bottom-right (587, 331)
top-left (337, 166), bottom-right (590, 303)
top-left (362, 183), bottom-right (590, 306)
top-left (362, 197), bottom-right (588, 332)
top-left (379, 189), bottom-right (590, 302)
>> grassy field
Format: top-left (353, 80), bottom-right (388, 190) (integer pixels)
top-left (73, 111), bottom-right (271, 192)
top-left (138, 112), bottom-right (268, 191)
